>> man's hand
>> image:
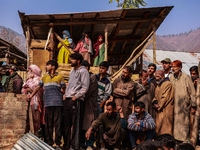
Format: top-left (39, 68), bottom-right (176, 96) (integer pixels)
top-left (72, 96), bottom-right (76, 101)
top-left (154, 104), bottom-right (160, 110)
top-left (117, 106), bottom-right (123, 113)
top-left (100, 100), bottom-right (105, 108)
top-left (191, 107), bottom-right (196, 115)
top-left (85, 128), bottom-right (92, 140)
top-left (25, 95), bottom-right (31, 102)
top-left (103, 134), bottom-right (108, 141)
top-left (134, 122), bottom-right (140, 126)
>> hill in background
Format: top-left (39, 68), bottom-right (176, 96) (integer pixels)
top-left (148, 27), bottom-right (200, 52)
top-left (0, 26), bottom-right (200, 54)
top-left (0, 26), bottom-right (26, 54)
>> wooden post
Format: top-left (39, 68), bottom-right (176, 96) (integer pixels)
top-left (153, 31), bottom-right (156, 64)
top-left (26, 27), bottom-right (30, 67)
top-left (104, 24), bottom-right (108, 61)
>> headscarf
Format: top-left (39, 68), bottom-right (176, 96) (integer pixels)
top-left (94, 35), bottom-right (104, 58)
top-left (62, 30), bottom-right (70, 39)
top-left (23, 65), bottom-right (41, 91)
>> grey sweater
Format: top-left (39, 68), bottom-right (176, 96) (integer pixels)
top-left (65, 66), bottom-right (90, 100)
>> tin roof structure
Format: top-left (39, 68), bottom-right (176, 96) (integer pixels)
top-left (18, 6), bottom-right (173, 65)
top-left (143, 49), bottom-right (200, 75)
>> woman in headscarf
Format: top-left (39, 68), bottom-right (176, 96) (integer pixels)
top-left (22, 65), bottom-right (44, 136)
top-left (57, 30), bottom-right (73, 64)
top-left (93, 35), bottom-right (105, 66)
top-left (73, 31), bottom-right (93, 64)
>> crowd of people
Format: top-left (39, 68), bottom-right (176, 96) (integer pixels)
top-left (1, 52), bottom-right (199, 150)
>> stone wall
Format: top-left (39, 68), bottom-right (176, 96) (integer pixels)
top-left (0, 93), bottom-right (28, 149)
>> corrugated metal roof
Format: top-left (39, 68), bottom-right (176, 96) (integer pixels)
top-left (143, 49), bottom-right (200, 75)
top-left (11, 133), bottom-right (55, 150)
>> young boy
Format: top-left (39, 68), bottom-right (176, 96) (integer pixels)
top-left (95, 61), bottom-right (112, 116)
top-left (29, 60), bottom-right (66, 148)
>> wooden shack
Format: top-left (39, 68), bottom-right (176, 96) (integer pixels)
top-left (0, 38), bottom-right (27, 70)
top-left (18, 6), bottom-right (173, 81)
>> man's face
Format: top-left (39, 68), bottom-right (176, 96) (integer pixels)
top-left (134, 106), bottom-right (144, 116)
top-left (148, 66), bottom-right (156, 76)
top-left (171, 65), bottom-right (181, 74)
top-left (141, 72), bottom-right (148, 85)
top-left (106, 105), bottom-right (115, 118)
top-left (155, 73), bottom-right (162, 81)
top-left (190, 71), bottom-right (198, 78)
top-left (162, 62), bottom-right (171, 71)
top-left (71, 58), bottom-right (79, 67)
top-left (46, 64), bottom-right (52, 72)
top-left (100, 66), bottom-right (108, 75)
top-left (122, 69), bottom-right (131, 80)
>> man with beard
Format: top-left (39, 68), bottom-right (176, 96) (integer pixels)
top-left (161, 58), bottom-right (172, 79)
top-left (136, 70), bottom-right (156, 119)
top-left (63, 53), bottom-right (90, 150)
top-left (127, 101), bottom-right (156, 149)
top-left (4, 64), bottom-right (23, 94)
top-left (189, 66), bottom-right (199, 90)
top-left (147, 63), bottom-right (157, 86)
top-left (169, 60), bottom-right (196, 144)
top-left (113, 66), bottom-right (135, 121)
top-left (152, 70), bottom-right (174, 136)
top-left (85, 102), bottom-right (126, 150)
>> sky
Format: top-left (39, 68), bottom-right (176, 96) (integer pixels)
top-left (0, 0), bottom-right (200, 36)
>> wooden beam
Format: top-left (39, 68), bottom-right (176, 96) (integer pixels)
top-left (109, 36), bottom-right (141, 42)
top-left (153, 31), bottom-right (156, 64)
top-left (0, 46), bottom-right (8, 49)
top-left (26, 26), bottom-right (30, 67)
top-left (91, 13), bottom-right (100, 39)
top-left (70, 14), bottom-right (73, 38)
top-left (109, 10), bottom-right (127, 53)
top-left (118, 41), bottom-right (128, 63)
top-left (104, 24), bottom-right (108, 61)
top-left (29, 17), bottom-right (154, 26)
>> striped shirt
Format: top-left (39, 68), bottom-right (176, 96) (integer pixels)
top-left (95, 74), bottom-right (112, 104)
top-left (39, 73), bottom-right (66, 107)
top-left (127, 112), bottom-right (156, 131)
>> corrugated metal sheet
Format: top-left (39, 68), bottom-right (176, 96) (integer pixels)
top-left (11, 133), bottom-right (55, 150)
top-left (143, 49), bottom-right (200, 75)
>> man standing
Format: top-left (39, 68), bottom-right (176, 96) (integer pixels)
top-left (128, 101), bottom-right (156, 149)
top-left (29, 60), bottom-right (66, 148)
top-left (4, 64), bottom-right (23, 94)
top-left (81, 60), bottom-right (98, 149)
top-left (113, 66), bottom-right (135, 121)
top-left (63, 53), bottom-right (90, 150)
top-left (152, 70), bottom-right (174, 136)
top-left (161, 58), bottom-right (172, 79)
top-left (170, 60), bottom-right (196, 143)
top-left (136, 70), bottom-right (155, 119)
top-left (189, 66), bottom-right (199, 90)
top-left (147, 63), bottom-right (157, 86)
top-left (85, 102), bottom-right (126, 150)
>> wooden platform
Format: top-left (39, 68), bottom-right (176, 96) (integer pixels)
top-left (57, 63), bottom-right (99, 82)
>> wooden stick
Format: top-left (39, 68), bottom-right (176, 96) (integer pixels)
top-left (26, 27), bottom-right (30, 67)
top-left (111, 31), bottom-right (154, 80)
top-left (111, 38), bottom-right (153, 81)
top-left (104, 24), bottom-right (108, 61)
top-left (54, 31), bottom-right (74, 54)
top-left (44, 27), bottom-right (53, 50)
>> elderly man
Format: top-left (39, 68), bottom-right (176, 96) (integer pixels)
top-left (113, 66), bottom-right (135, 121)
top-left (152, 70), bottom-right (174, 136)
top-left (170, 60), bottom-right (196, 143)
